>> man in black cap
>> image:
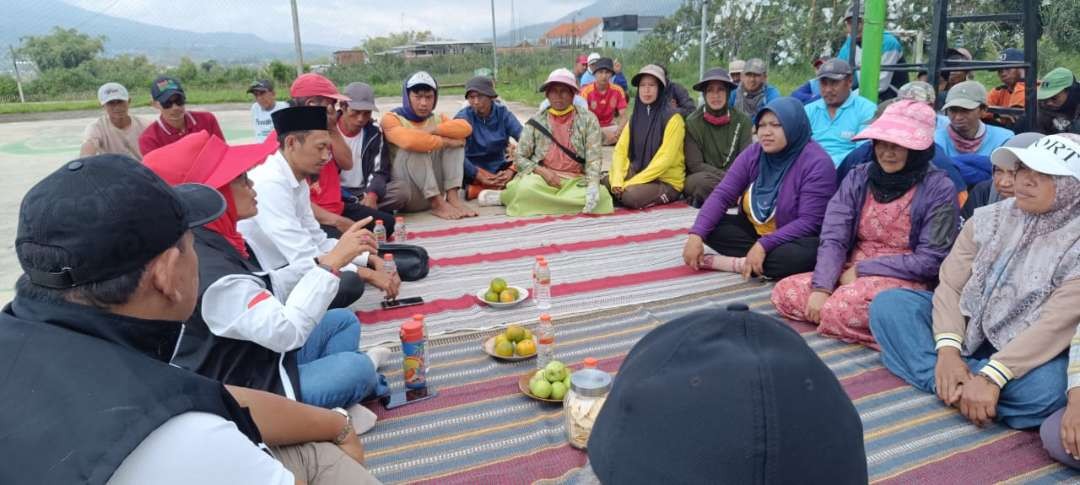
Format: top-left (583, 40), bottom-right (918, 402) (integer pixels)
top-left (455, 76), bottom-right (523, 199)
top-left (138, 75), bottom-right (225, 155)
top-left (0, 154), bottom-right (380, 484)
top-left (240, 106), bottom-right (399, 309)
top-left (248, 79), bottom-right (288, 140)
top-left (586, 306), bottom-right (867, 484)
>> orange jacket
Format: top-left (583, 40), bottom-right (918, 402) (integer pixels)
top-left (381, 112), bottom-right (472, 153)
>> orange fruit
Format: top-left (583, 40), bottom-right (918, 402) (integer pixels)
top-left (499, 289), bottom-right (517, 303)
top-left (494, 340), bottom-right (514, 357)
top-left (516, 339), bottom-right (536, 356)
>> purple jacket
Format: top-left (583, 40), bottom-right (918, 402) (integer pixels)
top-left (690, 141), bottom-right (837, 252)
top-left (811, 163), bottom-right (960, 292)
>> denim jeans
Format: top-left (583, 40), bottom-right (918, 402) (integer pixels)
top-left (297, 309), bottom-right (388, 408)
top-left (869, 289), bottom-right (1067, 429)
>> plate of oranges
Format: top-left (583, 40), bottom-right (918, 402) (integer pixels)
top-left (477, 277), bottom-right (529, 309)
top-left (483, 324), bottom-right (537, 361)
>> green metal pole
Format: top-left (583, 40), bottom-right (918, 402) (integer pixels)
top-left (859, 0), bottom-right (886, 103)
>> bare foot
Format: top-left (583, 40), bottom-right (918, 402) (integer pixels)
top-left (701, 255), bottom-right (745, 273)
top-left (446, 189), bottom-right (478, 217)
top-left (429, 197), bottom-right (462, 220)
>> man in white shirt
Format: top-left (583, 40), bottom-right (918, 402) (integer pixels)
top-left (2, 153), bottom-right (380, 485)
top-left (240, 106), bottom-right (400, 308)
top-left (249, 80), bottom-right (289, 141)
top-left (335, 82), bottom-right (396, 237)
top-left (79, 82), bottom-right (149, 160)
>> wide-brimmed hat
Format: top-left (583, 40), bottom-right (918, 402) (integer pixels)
top-left (897, 81), bottom-right (936, 104)
top-left (631, 64), bottom-right (667, 88)
top-left (693, 68), bottom-right (736, 92)
top-left (852, 99), bottom-right (936, 151)
top-left (464, 76), bottom-right (498, 98)
top-left (143, 130), bottom-right (278, 189)
top-left (538, 68), bottom-right (579, 93)
top-left (991, 133), bottom-right (1080, 181)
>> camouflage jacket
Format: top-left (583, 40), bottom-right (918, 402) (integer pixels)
top-left (514, 107), bottom-right (603, 185)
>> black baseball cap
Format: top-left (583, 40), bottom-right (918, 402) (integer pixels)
top-left (247, 79), bottom-right (275, 94)
top-left (588, 305), bottom-right (867, 484)
top-left (16, 154), bottom-right (225, 289)
top-left (151, 76), bottom-right (185, 104)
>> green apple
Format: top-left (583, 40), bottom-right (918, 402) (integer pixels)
top-left (544, 361), bottom-right (567, 382)
top-left (530, 379), bottom-right (552, 399)
top-left (550, 381), bottom-right (567, 400)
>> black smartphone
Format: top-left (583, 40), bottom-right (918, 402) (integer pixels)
top-left (381, 387), bottom-right (438, 410)
top-left (380, 296), bottom-right (424, 309)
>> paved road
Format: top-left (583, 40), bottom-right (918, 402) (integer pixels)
top-left (0, 98), bottom-right (541, 305)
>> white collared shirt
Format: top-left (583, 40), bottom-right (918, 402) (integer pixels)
top-left (239, 151), bottom-right (368, 272)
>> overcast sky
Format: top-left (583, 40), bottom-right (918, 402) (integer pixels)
top-left (64, 0), bottom-right (593, 46)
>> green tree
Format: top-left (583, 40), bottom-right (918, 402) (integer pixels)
top-left (18, 27), bottom-right (105, 71)
top-left (173, 57), bottom-right (199, 83)
top-left (360, 30), bottom-right (436, 54)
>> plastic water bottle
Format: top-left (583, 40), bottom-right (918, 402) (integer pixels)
top-left (395, 216), bottom-right (407, 242)
top-left (531, 256), bottom-right (544, 301)
top-left (535, 259), bottom-right (551, 310)
top-left (373, 220), bottom-right (387, 244)
top-left (400, 314), bottom-right (427, 389)
top-left (383, 253), bottom-right (397, 299)
top-left (537, 313), bottom-right (555, 369)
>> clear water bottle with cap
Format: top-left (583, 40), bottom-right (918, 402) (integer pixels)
top-left (531, 256), bottom-right (544, 302)
top-left (373, 220), bottom-right (387, 244)
top-left (536, 313), bottom-right (554, 369)
top-left (383, 253), bottom-right (396, 298)
top-left (535, 259), bottom-right (551, 310)
top-left (395, 216), bottom-right (407, 242)
top-left (565, 357), bottom-right (612, 449)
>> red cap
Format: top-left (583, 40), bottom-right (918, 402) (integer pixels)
top-left (583, 357), bottom-right (598, 368)
top-left (401, 317), bottom-right (425, 341)
top-left (395, 216), bottom-right (404, 222)
top-left (375, 220), bottom-right (384, 225)
top-left (576, 55), bottom-right (588, 65)
top-left (384, 253), bottom-right (394, 261)
top-left (290, 73), bottom-right (350, 102)
top-left (540, 313), bottom-right (551, 321)
top-left (143, 131), bottom-right (278, 188)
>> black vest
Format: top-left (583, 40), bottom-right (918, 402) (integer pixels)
top-left (0, 296), bottom-right (262, 485)
top-left (172, 227), bottom-right (301, 397)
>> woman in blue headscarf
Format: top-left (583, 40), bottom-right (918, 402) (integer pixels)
top-left (683, 97), bottom-right (838, 279)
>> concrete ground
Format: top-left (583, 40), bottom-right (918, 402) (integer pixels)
top-left (0, 97), bottom-right (619, 306)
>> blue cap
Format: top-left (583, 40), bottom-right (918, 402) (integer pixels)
top-left (999, 48), bottom-right (1024, 63)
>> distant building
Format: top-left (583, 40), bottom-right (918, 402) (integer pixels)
top-left (376, 41), bottom-right (492, 59)
top-left (602, 15), bottom-right (664, 50)
top-left (542, 17), bottom-right (603, 48)
top-left (333, 49), bottom-right (367, 66)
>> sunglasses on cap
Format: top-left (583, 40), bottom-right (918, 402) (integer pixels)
top-left (161, 95), bottom-right (186, 109)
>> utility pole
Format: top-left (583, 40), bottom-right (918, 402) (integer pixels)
top-left (699, 1), bottom-right (707, 81)
top-left (490, 0), bottom-right (498, 80)
top-left (289, 0), bottom-right (304, 76)
top-left (8, 45), bottom-right (25, 104)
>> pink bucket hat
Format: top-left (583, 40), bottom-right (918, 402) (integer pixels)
top-left (852, 99), bottom-right (935, 151)
top-left (539, 68), bottom-right (579, 94)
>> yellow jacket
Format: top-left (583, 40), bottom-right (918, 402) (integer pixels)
top-left (610, 114), bottom-right (686, 191)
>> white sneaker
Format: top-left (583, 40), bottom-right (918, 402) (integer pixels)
top-left (366, 346), bottom-right (393, 370)
top-left (347, 403), bottom-right (378, 434)
top-left (477, 189), bottom-right (504, 207)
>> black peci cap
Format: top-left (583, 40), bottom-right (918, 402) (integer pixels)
top-left (16, 154), bottom-right (225, 289)
top-left (588, 306), bottom-right (867, 485)
top-left (271, 106), bottom-right (328, 136)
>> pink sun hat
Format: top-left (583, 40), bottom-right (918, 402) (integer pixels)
top-left (539, 68), bottom-right (580, 94)
top-left (852, 99), bottom-right (936, 151)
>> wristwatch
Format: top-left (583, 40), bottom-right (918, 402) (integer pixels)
top-left (332, 407), bottom-right (354, 444)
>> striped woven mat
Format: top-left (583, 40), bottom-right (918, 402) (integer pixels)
top-left (355, 205), bottom-right (1077, 484)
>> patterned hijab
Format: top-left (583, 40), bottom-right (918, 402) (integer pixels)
top-left (958, 172), bottom-right (1080, 353)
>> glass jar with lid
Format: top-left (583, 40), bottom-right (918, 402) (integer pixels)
top-left (564, 357), bottom-right (612, 449)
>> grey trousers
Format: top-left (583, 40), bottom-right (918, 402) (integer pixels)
top-left (272, 441), bottom-right (382, 484)
top-left (683, 170), bottom-right (725, 207)
top-left (382, 146), bottom-right (466, 213)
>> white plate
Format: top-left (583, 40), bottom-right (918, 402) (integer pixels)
top-left (476, 285), bottom-right (530, 309)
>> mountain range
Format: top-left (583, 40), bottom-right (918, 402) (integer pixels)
top-left (0, 0), bottom-right (337, 65)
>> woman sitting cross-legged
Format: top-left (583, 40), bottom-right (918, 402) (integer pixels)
top-left (682, 97), bottom-right (836, 280)
top-left (481, 68), bottom-right (614, 216)
top-left (870, 133), bottom-right (1080, 430)
top-left (605, 64), bottom-right (686, 209)
top-left (771, 100), bottom-right (960, 348)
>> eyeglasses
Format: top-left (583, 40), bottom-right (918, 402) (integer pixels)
top-left (161, 96), bottom-right (186, 109)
